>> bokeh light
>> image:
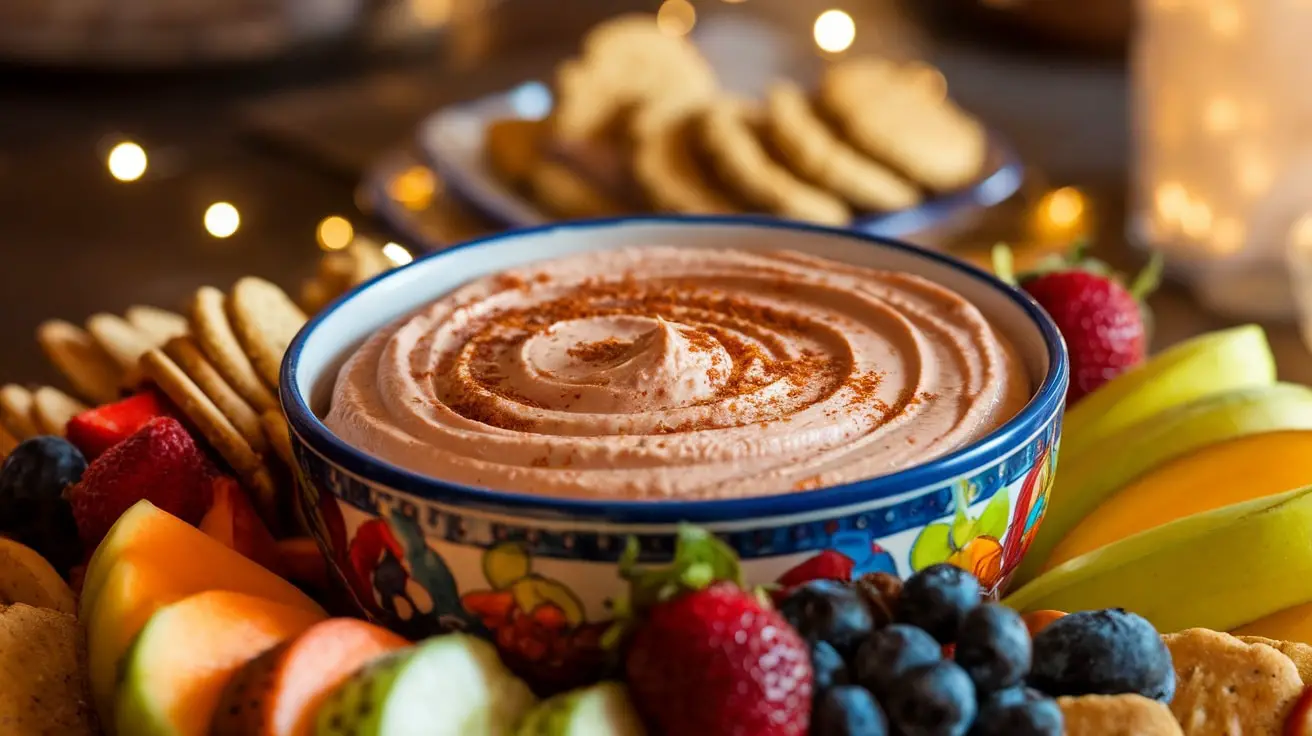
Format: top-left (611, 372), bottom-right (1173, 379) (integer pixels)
top-left (107, 142), bottom-right (148, 182)
top-left (656, 0), bottom-right (697, 37)
top-left (814, 10), bottom-right (856, 53)
top-left (382, 242), bottom-right (414, 266)
top-left (204, 203), bottom-right (240, 239)
top-left (388, 166), bottom-right (439, 211)
top-left (316, 215), bottom-right (354, 251)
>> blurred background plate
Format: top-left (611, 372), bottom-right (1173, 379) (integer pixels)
top-left (0, 0), bottom-right (500, 69)
top-left (415, 82), bottom-right (1026, 240)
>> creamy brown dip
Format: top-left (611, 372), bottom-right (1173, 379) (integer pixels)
top-left (324, 247), bottom-right (1031, 500)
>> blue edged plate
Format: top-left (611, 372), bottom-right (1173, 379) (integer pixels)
top-left (412, 81), bottom-right (1025, 240)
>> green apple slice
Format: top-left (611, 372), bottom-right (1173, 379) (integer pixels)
top-left (516, 682), bottom-right (646, 736)
top-left (316, 634), bottom-right (536, 736)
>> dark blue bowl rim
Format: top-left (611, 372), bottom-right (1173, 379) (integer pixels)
top-left (281, 215), bottom-right (1070, 525)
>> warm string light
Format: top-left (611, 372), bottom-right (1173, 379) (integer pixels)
top-left (204, 203), bottom-right (240, 239)
top-left (316, 216), bottom-right (354, 251)
top-left (107, 142), bottom-right (148, 182)
top-left (382, 242), bottom-right (414, 266)
top-left (389, 166), bottom-right (439, 212)
top-left (656, 0), bottom-right (696, 37)
top-left (813, 10), bottom-right (856, 53)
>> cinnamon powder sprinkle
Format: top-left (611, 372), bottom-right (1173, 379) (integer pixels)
top-left (567, 337), bottom-right (632, 364)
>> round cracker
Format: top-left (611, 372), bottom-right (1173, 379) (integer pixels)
top-left (85, 312), bottom-right (153, 389)
top-left (260, 409), bottom-right (295, 469)
top-left (139, 348), bottom-right (281, 530)
top-left (124, 305), bottom-right (189, 346)
top-left (764, 81), bottom-right (921, 213)
top-left (0, 604), bottom-right (100, 734)
top-left (633, 112), bottom-right (738, 215)
top-left (162, 336), bottom-right (268, 454)
top-left (227, 277), bottom-right (307, 393)
top-left (31, 387), bottom-right (87, 438)
top-left (189, 286), bottom-right (278, 413)
top-left (35, 320), bottom-right (122, 405)
top-left (0, 385), bottom-right (39, 441)
top-left (696, 102), bottom-right (850, 225)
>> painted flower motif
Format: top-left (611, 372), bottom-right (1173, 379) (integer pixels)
top-left (909, 478), bottom-right (1010, 590)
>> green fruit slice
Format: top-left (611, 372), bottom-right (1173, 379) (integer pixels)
top-left (315, 633), bottom-right (536, 736)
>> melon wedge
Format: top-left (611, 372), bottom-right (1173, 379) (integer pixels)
top-left (83, 502), bottom-right (325, 729)
top-left (115, 590), bottom-right (325, 736)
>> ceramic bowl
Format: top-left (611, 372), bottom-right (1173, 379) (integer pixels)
top-left (281, 216), bottom-right (1068, 684)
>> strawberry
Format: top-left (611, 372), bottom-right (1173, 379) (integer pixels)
top-left (615, 526), bottom-right (813, 735)
top-left (993, 242), bottom-right (1162, 405)
top-left (1286, 686), bottom-right (1312, 736)
top-left (66, 389), bottom-right (173, 460)
top-left (65, 416), bottom-right (219, 547)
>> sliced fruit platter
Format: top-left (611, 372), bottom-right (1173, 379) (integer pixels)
top-left (4, 235), bottom-right (1312, 736)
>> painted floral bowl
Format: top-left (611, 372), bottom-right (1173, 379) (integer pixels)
top-left (281, 216), bottom-right (1068, 688)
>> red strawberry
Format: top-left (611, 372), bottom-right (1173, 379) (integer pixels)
top-left (66, 390), bottom-right (173, 459)
top-left (994, 243), bottom-right (1162, 405)
top-left (777, 550), bottom-right (855, 590)
top-left (615, 526), bottom-right (813, 735)
top-left (66, 416), bottom-right (219, 547)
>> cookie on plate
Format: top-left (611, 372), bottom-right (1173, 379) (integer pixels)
top-left (189, 286), bottom-right (278, 413)
top-left (818, 58), bottom-right (987, 192)
top-left (1058, 694), bottom-right (1183, 736)
top-left (30, 387), bottom-right (86, 438)
top-left (0, 385), bottom-right (39, 442)
top-left (1164, 628), bottom-right (1304, 736)
top-left (764, 80), bottom-right (921, 213)
top-left (527, 161), bottom-right (628, 220)
top-left (696, 101), bottom-right (850, 225)
top-left (35, 320), bottom-right (121, 405)
top-left (486, 118), bottom-right (547, 187)
top-left (551, 14), bottom-right (717, 143)
top-left (632, 110), bottom-right (738, 215)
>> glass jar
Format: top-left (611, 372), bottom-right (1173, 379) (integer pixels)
top-left (1132, 0), bottom-right (1312, 321)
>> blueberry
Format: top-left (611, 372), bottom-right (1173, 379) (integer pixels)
top-left (1029, 609), bottom-right (1174, 702)
top-left (0, 437), bottom-right (85, 575)
top-left (970, 687), bottom-right (1062, 736)
top-left (811, 640), bottom-right (851, 693)
top-left (854, 623), bottom-right (942, 698)
top-left (897, 564), bottom-right (982, 644)
top-left (779, 579), bottom-right (875, 659)
top-left (955, 603), bottom-right (1032, 696)
top-left (812, 685), bottom-right (889, 736)
top-left (883, 660), bottom-right (978, 736)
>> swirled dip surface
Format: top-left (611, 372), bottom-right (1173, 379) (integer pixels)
top-left (325, 247), bottom-right (1031, 500)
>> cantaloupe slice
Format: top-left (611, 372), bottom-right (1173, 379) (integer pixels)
top-left (83, 503), bottom-right (325, 729)
top-left (84, 499), bottom-right (294, 622)
top-left (115, 590), bottom-right (325, 736)
top-left (210, 618), bottom-right (410, 736)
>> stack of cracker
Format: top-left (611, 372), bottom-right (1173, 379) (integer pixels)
top-left (1059, 628), bottom-right (1312, 735)
top-left (483, 14), bottom-right (989, 226)
top-left (0, 242), bottom-right (401, 535)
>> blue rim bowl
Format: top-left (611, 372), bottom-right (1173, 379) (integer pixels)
top-left (281, 215), bottom-right (1069, 526)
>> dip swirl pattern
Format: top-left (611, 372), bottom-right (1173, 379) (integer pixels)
top-left (325, 247), bottom-right (1030, 499)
